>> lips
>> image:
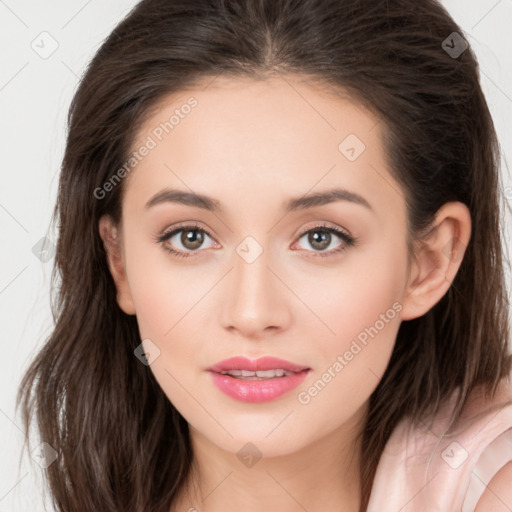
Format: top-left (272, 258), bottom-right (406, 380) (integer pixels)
top-left (206, 356), bottom-right (310, 374)
top-left (206, 356), bottom-right (311, 403)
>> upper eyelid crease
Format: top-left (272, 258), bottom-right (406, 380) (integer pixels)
top-left (144, 187), bottom-right (373, 214)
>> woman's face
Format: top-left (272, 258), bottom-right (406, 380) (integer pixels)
top-left (105, 75), bottom-right (411, 458)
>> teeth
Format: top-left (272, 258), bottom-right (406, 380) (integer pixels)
top-left (220, 369), bottom-right (295, 378)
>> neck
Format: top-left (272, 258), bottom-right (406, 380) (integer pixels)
top-left (171, 402), bottom-right (367, 512)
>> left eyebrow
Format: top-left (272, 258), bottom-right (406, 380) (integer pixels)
top-left (284, 188), bottom-right (374, 213)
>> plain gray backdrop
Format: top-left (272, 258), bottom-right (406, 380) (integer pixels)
top-left (1, 1), bottom-right (511, 510)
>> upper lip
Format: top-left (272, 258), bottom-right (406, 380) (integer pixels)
top-left (206, 356), bottom-right (310, 373)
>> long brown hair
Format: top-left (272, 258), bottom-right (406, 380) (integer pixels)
top-left (17, 1), bottom-right (512, 510)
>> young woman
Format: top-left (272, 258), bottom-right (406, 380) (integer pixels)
top-left (17, 1), bottom-right (512, 511)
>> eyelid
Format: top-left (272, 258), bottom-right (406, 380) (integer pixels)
top-left (294, 221), bottom-right (352, 240)
top-left (156, 221), bottom-right (216, 240)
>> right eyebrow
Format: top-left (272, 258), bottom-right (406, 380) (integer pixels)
top-left (145, 188), bottom-right (223, 213)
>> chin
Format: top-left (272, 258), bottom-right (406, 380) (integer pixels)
top-left (197, 423), bottom-right (308, 460)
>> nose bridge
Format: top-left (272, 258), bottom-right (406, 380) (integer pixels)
top-left (220, 234), bottom-right (290, 335)
top-left (234, 236), bottom-right (272, 295)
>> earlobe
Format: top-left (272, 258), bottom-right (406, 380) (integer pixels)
top-left (98, 215), bottom-right (136, 315)
top-left (400, 202), bottom-right (471, 321)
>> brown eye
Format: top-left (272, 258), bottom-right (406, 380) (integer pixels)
top-left (307, 230), bottom-right (331, 251)
top-left (180, 229), bottom-right (205, 250)
top-left (156, 224), bottom-right (218, 258)
top-left (293, 224), bottom-right (356, 258)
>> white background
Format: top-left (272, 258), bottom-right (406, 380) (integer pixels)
top-left (1, 1), bottom-right (511, 510)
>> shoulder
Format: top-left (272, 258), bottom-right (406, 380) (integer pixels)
top-left (474, 460), bottom-right (512, 512)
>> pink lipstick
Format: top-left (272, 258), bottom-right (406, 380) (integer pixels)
top-left (206, 356), bottom-right (311, 403)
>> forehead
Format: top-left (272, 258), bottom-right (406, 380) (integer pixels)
top-left (125, 75), bottom-right (404, 218)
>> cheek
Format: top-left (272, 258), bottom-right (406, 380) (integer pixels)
top-left (125, 244), bottom-right (217, 401)
top-left (131, 265), bottom-right (207, 410)
top-left (125, 238), bottom-right (216, 341)
top-left (303, 283), bottom-right (400, 396)
top-left (293, 270), bottom-right (403, 430)
top-left (291, 258), bottom-right (403, 348)
top-left (288, 247), bottom-right (406, 398)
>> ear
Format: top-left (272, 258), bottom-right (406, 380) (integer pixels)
top-left (98, 215), bottom-right (136, 315)
top-left (400, 201), bottom-right (472, 321)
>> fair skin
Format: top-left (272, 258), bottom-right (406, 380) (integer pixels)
top-left (99, 75), bottom-right (472, 511)
top-left (475, 461), bottom-right (512, 511)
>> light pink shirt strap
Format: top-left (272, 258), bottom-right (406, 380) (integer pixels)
top-left (367, 379), bottom-right (512, 512)
top-left (462, 428), bottom-right (512, 512)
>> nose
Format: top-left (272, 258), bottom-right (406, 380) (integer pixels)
top-left (219, 242), bottom-right (292, 339)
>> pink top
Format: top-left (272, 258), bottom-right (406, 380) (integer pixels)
top-left (367, 376), bottom-right (512, 511)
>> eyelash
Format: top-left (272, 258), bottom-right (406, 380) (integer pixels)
top-left (154, 221), bottom-right (357, 259)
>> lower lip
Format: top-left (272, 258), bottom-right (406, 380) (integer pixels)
top-left (208, 370), bottom-right (310, 403)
